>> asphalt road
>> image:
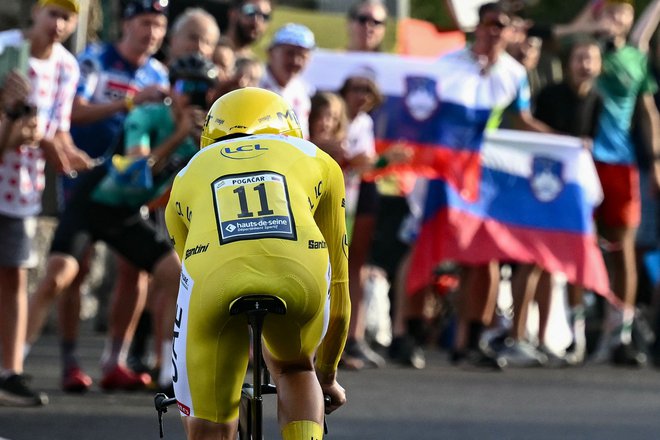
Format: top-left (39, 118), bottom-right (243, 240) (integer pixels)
top-left (2, 326), bottom-right (660, 440)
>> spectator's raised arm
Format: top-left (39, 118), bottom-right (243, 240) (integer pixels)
top-left (629, 0), bottom-right (660, 53)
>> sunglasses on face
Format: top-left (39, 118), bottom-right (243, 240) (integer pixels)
top-left (354, 14), bottom-right (385, 26)
top-left (480, 15), bottom-right (511, 29)
top-left (348, 85), bottom-right (372, 94)
top-left (241, 3), bottom-right (271, 21)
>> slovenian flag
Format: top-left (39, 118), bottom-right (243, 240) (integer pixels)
top-left (304, 49), bottom-right (490, 200)
top-left (406, 129), bottom-right (611, 298)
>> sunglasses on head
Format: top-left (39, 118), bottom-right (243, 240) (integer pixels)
top-left (354, 14), bottom-right (385, 26)
top-left (241, 3), bottom-right (271, 21)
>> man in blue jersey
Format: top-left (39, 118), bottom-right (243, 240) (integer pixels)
top-left (70, 0), bottom-right (170, 158)
top-left (26, 0), bottom-right (171, 392)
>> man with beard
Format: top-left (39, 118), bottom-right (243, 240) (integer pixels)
top-left (225, 0), bottom-right (273, 58)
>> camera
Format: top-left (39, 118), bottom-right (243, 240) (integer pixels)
top-left (188, 90), bottom-right (208, 108)
top-left (173, 79), bottom-right (210, 109)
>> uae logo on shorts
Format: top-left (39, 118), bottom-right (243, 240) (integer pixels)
top-left (530, 156), bottom-right (564, 202)
top-left (404, 76), bottom-right (439, 121)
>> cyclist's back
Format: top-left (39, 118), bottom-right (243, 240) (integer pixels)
top-left (164, 88), bottom-right (349, 440)
top-left (170, 133), bottom-right (341, 285)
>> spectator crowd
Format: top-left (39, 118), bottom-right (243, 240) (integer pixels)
top-left (1, 0), bottom-right (660, 410)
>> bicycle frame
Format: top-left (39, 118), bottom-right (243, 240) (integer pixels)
top-left (233, 295), bottom-right (286, 439)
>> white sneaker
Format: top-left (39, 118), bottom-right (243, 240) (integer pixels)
top-left (498, 340), bottom-right (547, 368)
top-left (563, 341), bottom-right (586, 366)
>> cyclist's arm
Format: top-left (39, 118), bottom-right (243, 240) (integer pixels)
top-left (313, 156), bottom-right (350, 378)
top-left (165, 174), bottom-right (189, 260)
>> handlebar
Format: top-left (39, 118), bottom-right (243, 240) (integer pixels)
top-left (154, 392), bottom-right (333, 438)
top-left (154, 393), bottom-right (178, 438)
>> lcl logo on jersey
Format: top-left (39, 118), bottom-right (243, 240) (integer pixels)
top-left (220, 143), bottom-right (269, 160)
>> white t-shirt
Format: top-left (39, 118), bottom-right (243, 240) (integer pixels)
top-left (343, 111), bottom-right (376, 216)
top-left (260, 67), bottom-right (313, 139)
top-left (0, 30), bottom-right (79, 217)
top-left (345, 111), bottom-right (375, 160)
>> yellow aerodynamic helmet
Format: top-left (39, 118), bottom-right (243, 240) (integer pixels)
top-left (200, 87), bottom-right (303, 148)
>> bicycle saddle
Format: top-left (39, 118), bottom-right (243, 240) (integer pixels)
top-left (229, 295), bottom-right (287, 316)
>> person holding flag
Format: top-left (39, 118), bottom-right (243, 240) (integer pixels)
top-left (403, 1), bottom-right (555, 367)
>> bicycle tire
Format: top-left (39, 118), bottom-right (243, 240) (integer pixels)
top-left (238, 385), bottom-right (253, 439)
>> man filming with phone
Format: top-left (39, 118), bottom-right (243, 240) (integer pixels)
top-left (119, 53), bottom-right (214, 173)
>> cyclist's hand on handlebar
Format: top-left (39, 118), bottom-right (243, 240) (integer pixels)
top-left (320, 380), bottom-right (346, 414)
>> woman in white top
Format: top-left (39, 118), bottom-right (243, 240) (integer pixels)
top-left (337, 70), bottom-right (386, 369)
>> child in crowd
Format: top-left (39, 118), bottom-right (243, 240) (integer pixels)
top-left (308, 91), bottom-right (349, 165)
top-left (233, 57), bottom-right (264, 88)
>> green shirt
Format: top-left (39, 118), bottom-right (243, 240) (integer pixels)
top-left (91, 103), bottom-right (198, 207)
top-left (593, 45), bottom-right (658, 164)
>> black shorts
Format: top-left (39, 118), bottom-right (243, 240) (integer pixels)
top-left (50, 168), bottom-right (172, 273)
top-left (354, 180), bottom-right (379, 216)
top-left (368, 194), bottom-right (410, 280)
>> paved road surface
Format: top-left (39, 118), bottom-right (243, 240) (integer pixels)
top-left (2, 325), bottom-right (660, 440)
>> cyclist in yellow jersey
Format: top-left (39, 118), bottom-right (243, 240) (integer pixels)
top-left (165, 87), bottom-right (350, 440)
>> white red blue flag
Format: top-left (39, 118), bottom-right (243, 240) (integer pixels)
top-left (304, 49), bottom-right (498, 199)
top-left (406, 129), bottom-right (611, 298)
top-left (305, 51), bottom-right (610, 299)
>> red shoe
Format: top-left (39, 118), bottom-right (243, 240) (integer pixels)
top-left (62, 367), bottom-right (93, 393)
top-left (100, 365), bottom-right (151, 391)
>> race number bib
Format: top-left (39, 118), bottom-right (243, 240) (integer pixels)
top-left (212, 171), bottom-right (297, 244)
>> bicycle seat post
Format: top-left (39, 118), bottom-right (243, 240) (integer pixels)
top-left (229, 295), bottom-right (286, 440)
top-left (248, 308), bottom-right (267, 440)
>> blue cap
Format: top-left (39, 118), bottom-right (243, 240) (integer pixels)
top-left (270, 23), bottom-right (316, 50)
